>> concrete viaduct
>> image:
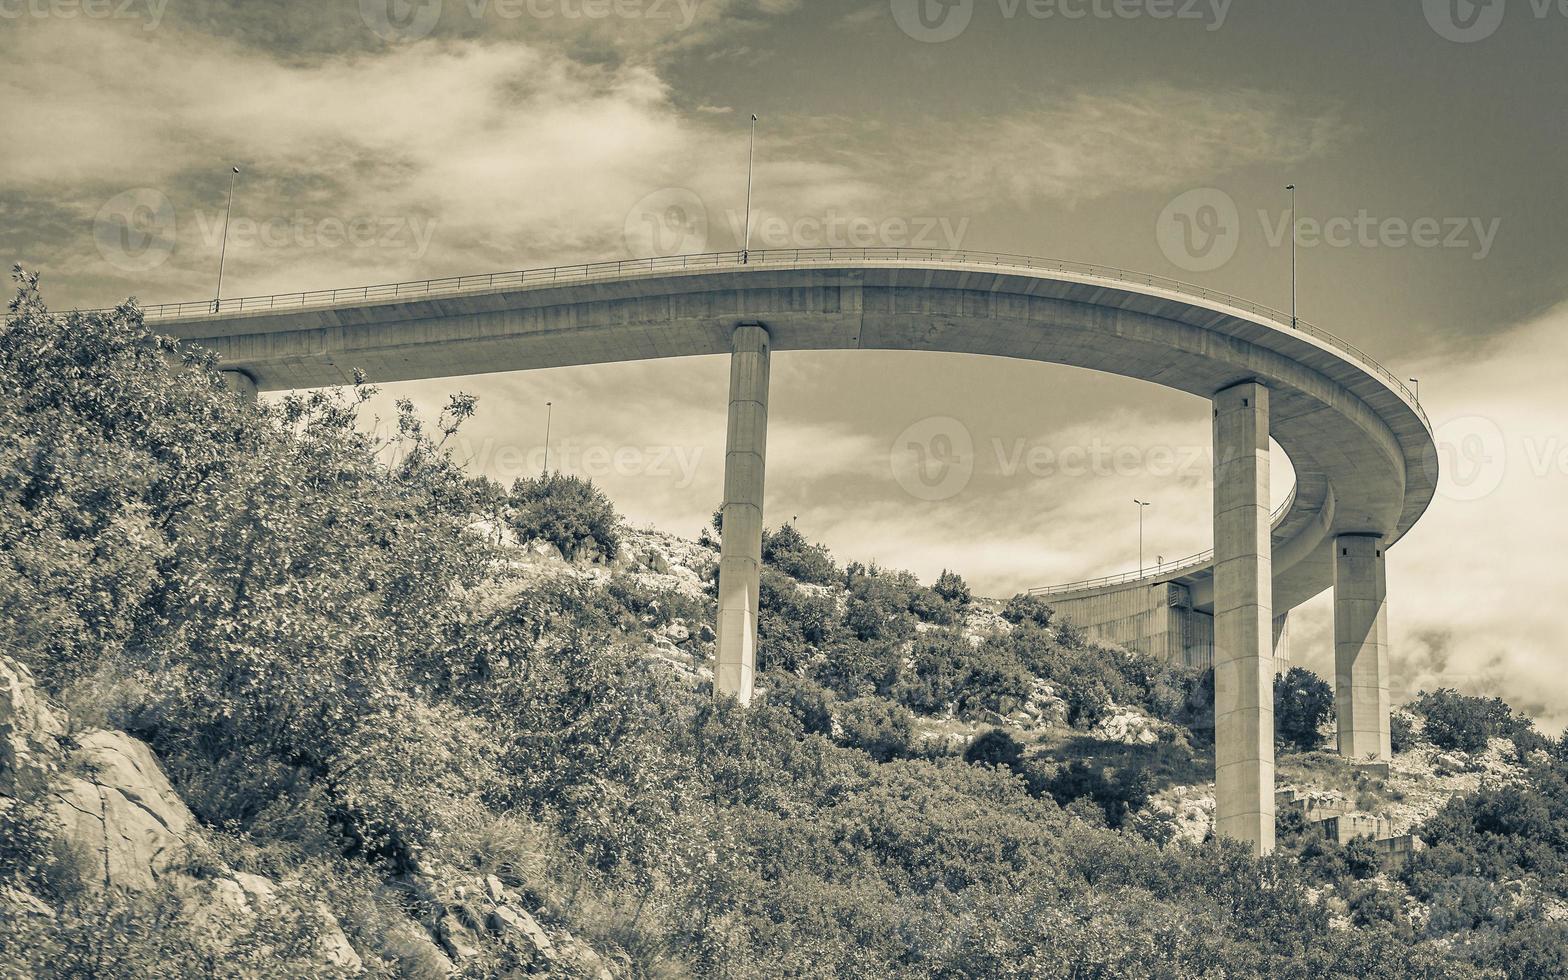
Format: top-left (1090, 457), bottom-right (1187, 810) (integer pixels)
top-left (127, 248), bottom-right (1438, 856)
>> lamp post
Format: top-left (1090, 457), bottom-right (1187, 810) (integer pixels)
top-left (215, 166), bottom-right (240, 313)
top-left (742, 113), bottom-right (758, 264)
top-left (1408, 377), bottom-right (1421, 402)
top-left (1134, 499), bottom-right (1152, 576)
top-left (542, 401), bottom-right (553, 477)
top-left (1285, 183), bottom-right (1297, 329)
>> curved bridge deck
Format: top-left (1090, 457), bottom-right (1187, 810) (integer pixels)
top-left (116, 246), bottom-right (1435, 620)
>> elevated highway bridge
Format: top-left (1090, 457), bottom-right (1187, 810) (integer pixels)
top-left (113, 247), bottom-right (1438, 855)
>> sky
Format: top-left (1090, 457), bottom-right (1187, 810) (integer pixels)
top-left (3, 0), bottom-right (1566, 727)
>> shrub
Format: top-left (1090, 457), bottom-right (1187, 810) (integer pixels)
top-left (1037, 760), bottom-right (1150, 829)
top-left (835, 697), bottom-right (916, 762)
top-left (1274, 667), bottom-right (1335, 752)
top-left (1390, 712), bottom-right (1417, 753)
top-left (507, 472), bottom-right (620, 560)
top-left (933, 569), bottom-right (972, 608)
top-left (761, 522), bottom-right (839, 586)
top-left (1001, 593), bottom-right (1054, 628)
top-left (963, 729), bottom-right (1023, 770)
top-left (810, 637), bottom-right (901, 699)
top-left (757, 568), bottom-right (839, 674)
top-left (764, 672), bottom-right (835, 736)
top-left (1411, 689), bottom-right (1518, 753)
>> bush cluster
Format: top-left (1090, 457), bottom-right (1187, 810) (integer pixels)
top-left (507, 472), bottom-right (620, 560)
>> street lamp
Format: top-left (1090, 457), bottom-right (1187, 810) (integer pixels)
top-left (1408, 377), bottom-right (1421, 402)
top-left (542, 401), bottom-right (553, 477)
top-left (742, 112), bottom-right (759, 264)
top-left (215, 166), bottom-right (240, 313)
top-left (1134, 499), bottom-right (1152, 576)
top-left (1285, 185), bottom-right (1298, 330)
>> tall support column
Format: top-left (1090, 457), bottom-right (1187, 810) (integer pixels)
top-left (1334, 535), bottom-right (1391, 761)
top-left (1272, 613), bottom-right (1291, 677)
top-left (220, 369), bottom-right (259, 404)
top-left (714, 323), bottom-right (770, 704)
top-left (1212, 381), bottom-right (1275, 855)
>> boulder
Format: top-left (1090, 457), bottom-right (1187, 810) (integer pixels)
top-left (484, 873), bottom-right (508, 904)
top-left (0, 656), bottom-right (65, 796)
top-left (489, 904), bottom-right (556, 961)
top-left (558, 934), bottom-right (616, 979)
top-left (384, 918), bottom-right (455, 979)
top-left (50, 729), bottom-right (195, 891)
top-left (1093, 709), bottom-right (1162, 746)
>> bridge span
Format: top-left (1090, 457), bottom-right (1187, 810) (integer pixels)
top-left (123, 247), bottom-right (1438, 856)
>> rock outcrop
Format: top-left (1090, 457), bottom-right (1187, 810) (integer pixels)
top-left (1, 653), bottom-right (361, 970)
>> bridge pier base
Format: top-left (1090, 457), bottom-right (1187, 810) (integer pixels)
top-left (1212, 381), bottom-right (1275, 856)
top-left (220, 370), bottom-right (258, 404)
top-left (714, 323), bottom-right (770, 704)
top-left (1334, 535), bottom-right (1391, 761)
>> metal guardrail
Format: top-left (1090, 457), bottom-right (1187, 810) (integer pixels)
top-left (95, 246), bottom-right (1427, 430)
top-left (1027, 490), bottom-right (1298, 597)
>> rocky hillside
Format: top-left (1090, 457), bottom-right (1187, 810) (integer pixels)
top-left (5, 283), bottom-right (1568, 978)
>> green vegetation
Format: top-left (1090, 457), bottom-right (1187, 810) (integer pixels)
top-left (1275, 666), bottom-right (1336, 752)
top-left (507, 471), bottom-right (621, 560)
top-left (3, 271), bottom-right (1567, 977)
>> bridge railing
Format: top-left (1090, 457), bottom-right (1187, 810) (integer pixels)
top-left (89, 246), bottom-right (1425, 425)
top-left (1027, 490), bottom-right (1298, 598)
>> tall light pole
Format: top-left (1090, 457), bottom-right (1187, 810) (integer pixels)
top-left (742, 112), bottom-right (758, 265)
top-left (542, 401), bottom-right (553, 477)
top-left (1408, 377), bottom-right (1421, 402)
top-left (1285, 183), bottom-right (1297, 329)
top-left (1134, 499), bottom-right (1152, 575)
top-left (215, 166), bottom-right (240, 313)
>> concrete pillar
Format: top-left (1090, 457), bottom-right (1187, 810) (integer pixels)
top-left (1272, 613), bottom-right (1291, 676)
top-left (220, 369), bottom-right (259, 404)
top-left (1334, 535), bottom-right (1391, 761)
top-left (1211, 381), bottom-right (1274, 855)
top-left (714, 323), bottom-right (770, 704)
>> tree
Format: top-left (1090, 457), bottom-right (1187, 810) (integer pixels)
top-left (1001, 592), bottom-right (1054, 628)
top-left (933, 569), bottom-right (972, 608)
top-left (507, 472), bottom-right (620, 560)
top-left (1274, 667), bottom-right (1335, 751)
